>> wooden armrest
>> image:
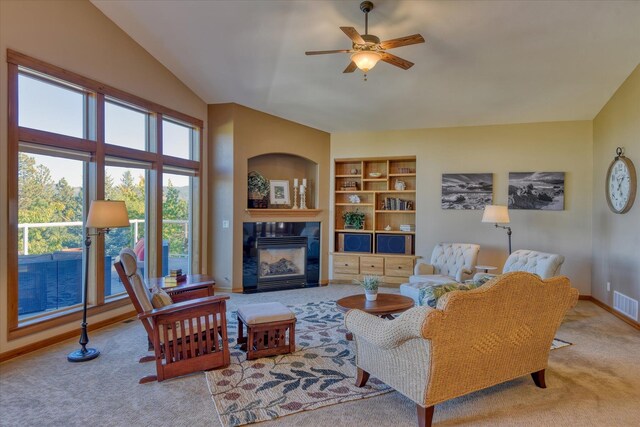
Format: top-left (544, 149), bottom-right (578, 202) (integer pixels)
top-left (138, 295), bottom-right (229, 320)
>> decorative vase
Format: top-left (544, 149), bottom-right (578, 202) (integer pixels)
top-left (248, 196), bottom-right (268, 209)
top-left (365, 289), bottom-right (378, 301)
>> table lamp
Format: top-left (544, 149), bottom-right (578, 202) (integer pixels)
top-left (482, 205), bottom-right (512, 254)
top-left (67, 200), bottom-right (130, 362)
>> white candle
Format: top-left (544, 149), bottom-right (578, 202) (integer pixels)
top-left (294, 178), bottom-right (298, 187)
top-left (302, 178), bottom-right (307, 187)
top-left (300, 184), bottom-right (306, 195)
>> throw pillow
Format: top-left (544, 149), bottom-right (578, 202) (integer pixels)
top-left (473, 274), bottom-right (494, 285)
top-left (133, 238), bottom-right (145, 261)
top-left (151, 288), bottom-right (173, 309)
top-left (418, 282), bottom-right (478, 308)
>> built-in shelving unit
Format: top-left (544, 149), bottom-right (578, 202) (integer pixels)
top-left (331, 156), bottom-right (419, 285)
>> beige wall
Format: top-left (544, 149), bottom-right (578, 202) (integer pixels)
top-left (208, 104), bottom-right (236, 287)
top-left (208, 103), bottom-right (331, 291)
top-left (331, 121), bottom-right (594, 294)
top-left (0, 0), bottom-right (207, 353)
top-left (592, 64), bottom-right (640, 306)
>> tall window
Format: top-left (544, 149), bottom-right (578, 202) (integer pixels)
top-left (162, 172), bottom-right (193, 274)
top-left (104, 163), bottom-right (149, 296)
top-left (17, 152), bottom-right (86, 318)
top-left (7, 51), bottom-right (202, 334)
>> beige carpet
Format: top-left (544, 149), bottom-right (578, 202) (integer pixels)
top-left (1, 284), bottom-right (639, 427)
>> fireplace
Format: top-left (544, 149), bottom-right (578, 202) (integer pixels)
top-left (257, 237), bottom-right (307, 289)
top-left (243, 222), bottom-right (320, 293)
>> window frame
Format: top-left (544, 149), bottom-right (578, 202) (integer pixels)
top-left (6, 50), bottom-right (203, 338)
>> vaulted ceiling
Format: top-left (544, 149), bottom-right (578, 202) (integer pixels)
top-left (92, 0), bottom-right (640, 133)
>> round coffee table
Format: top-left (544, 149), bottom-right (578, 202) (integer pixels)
top-left (336, 293), bottom-right (415, 340)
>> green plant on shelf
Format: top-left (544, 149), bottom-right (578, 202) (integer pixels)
top-left (342, 209), bottom-right (366, 229)
top-left (247, 171), bottom-right (269, 199)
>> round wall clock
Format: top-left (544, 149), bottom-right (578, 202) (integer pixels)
top-left (606, 147), bottom-right (637, 214)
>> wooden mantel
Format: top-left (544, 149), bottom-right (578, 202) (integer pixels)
top-left (245, 208), bottom-right (323, 217)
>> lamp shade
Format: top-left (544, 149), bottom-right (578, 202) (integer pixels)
top-left (86, 200), bottom-right (130, 229)
top-left (351, 51), bottom-right (382, 72)
top-left (482, 205), bottom-right (510, 224)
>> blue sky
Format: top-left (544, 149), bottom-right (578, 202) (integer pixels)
top-left (18, 73), bottom-right (190, 188)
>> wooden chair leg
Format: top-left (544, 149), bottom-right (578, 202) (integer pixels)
top-left (417, 405), bottom-right (434, 427)
top-left (355, 367), bottom-right (370, 387)
top-left (289, 321), bottom-right (296, 353)
top-left (531, 369), bottom-right (546, 388)
top-left (139, 375), bottom-right (158, 384)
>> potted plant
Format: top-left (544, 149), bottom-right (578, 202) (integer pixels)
top-left (342, 209), bottom-right (366, 230)
top-left (355, 275), bottom-right (381, 301)
top-left (247, 171), bottom-right (269, 208)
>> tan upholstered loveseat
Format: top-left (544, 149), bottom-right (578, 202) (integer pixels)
top-left (345, 272), bottom-right (578, 427)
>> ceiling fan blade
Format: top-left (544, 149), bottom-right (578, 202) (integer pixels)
top-left (380, 52), bottom-right (414, 70)
top-left (343, 61), bottom-right (357, 73)
top-left (340, 27), bottom-right (365, 45)
top-left (379, 34), bottom-right (425, 50)
top-left (305, 49), bottom-right (352, 55)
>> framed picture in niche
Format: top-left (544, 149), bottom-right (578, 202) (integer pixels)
top-left (441, 173), bottom-right (493, 210)
top-left (508, 172), bottom-right (565, 210)
top-left (269, 180), bottom-right (290, 206)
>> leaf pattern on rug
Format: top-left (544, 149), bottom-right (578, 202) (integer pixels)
top-left (206, 301), bottom-right (391, 427)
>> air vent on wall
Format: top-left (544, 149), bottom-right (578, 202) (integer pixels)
top-left (613, 291), bottom-right (639, 321)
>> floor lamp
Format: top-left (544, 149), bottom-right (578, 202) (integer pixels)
top-left (482, 205), bottom-right (512, 254)
top-left (67, 200), bottom-right (130, 363)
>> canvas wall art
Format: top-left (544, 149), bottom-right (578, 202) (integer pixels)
top-left (508, 172), bottom-right (565, 210)
top-left (441, 173), bottom-right (493, 210)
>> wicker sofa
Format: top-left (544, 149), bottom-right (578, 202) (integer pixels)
top-left (345, 272), bottom-right (578, 427)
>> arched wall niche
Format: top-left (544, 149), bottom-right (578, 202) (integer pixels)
top-left (248, 153), bottom-right (319, 208)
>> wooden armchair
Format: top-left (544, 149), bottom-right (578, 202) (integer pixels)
top-left (115, 248), bottom-right (230, 383)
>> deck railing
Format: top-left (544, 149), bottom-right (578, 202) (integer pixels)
top-left (18, 219), bottom-right (188, 255)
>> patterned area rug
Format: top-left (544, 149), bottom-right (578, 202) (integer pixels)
top-left (206, 301), bottom-right (390, 426)
top-left (206, 301), bottom-right (572, 427)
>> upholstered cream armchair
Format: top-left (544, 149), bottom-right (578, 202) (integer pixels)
top-left (401, 243), bottom-right (480, 303)
top-left (345, 272), bottom-right (578, 427)
top-left (472, 249), bottom-right (565, 281)
top-left (410, 243), bottom-right (480, 284)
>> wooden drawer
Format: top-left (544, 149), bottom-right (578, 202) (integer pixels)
top-left (384, 257), bottom-right (414, 277)
top-left (360, 256), bottom-right (384, 275)
top-left (333, 254), bottom-right (360, 275)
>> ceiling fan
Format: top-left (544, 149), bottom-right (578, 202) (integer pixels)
top-left (305, 1), bottom-right (425, 79)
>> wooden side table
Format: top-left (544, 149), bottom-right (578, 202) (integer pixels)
top-left (336, 293), bottom-right (414, 340)
top-left (148, 274), bottom-right (215, 303)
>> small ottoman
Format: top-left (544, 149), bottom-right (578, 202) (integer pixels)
top-left (237, 302), bottom-right (296, 360)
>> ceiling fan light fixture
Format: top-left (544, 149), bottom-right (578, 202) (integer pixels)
top-left (351, 51), bottom-right (381, 72)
